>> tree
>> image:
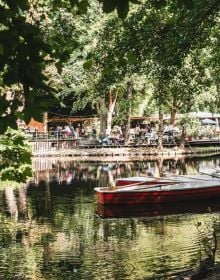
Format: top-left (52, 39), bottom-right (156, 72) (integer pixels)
top-left (59, 2), bottom-right (166, 140)
top-left (105, 0), bottom-right (220, 146)
top-left (1, 0), bottom-right (220, 133)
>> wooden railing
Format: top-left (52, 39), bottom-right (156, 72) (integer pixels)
top-left (25, 131), bottom-right (77, 141)
top-left (25, 131), bottom-right (220, 154)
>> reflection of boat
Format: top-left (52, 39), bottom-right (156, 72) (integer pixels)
top-left (96, 200), bottom-right (220, 219)
top-left (95, 180), bottom-right (220, 205)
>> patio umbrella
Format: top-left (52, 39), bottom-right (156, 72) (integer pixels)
top-left (201, 118), bottom-right (216, 125)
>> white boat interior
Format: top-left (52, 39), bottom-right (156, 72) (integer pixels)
top-left (95, 180), bottom-right (220, 193)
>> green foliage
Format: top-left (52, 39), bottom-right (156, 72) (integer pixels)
top-left (101, 0), bottom-right (198, 18)
top-left (0, 0), bottom-right (220, 139)
top-left (59, 0), bottom-right (220, 129)
top-left (0, 0), bottom-right (58, 134)
top-left (103, 0), bottom-right (130, 18)
top-left (0, 128), bottom-right (32, 183)
top-left (179, 116), bottom-right (201, 136)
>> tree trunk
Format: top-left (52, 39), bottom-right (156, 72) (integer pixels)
top-left (124, 82), bottom-right (132, 143)
top-left (106, 112), bottom-right (113, 136)
top-left (106, 91), bottom-right (118, 136)
top-left (96, 97), bottom-right (107, 138)
top-left (170, 104), bottom-right (177, 125)
top-left (157, 106), bottom-right (164, 149)
top-left (43, 112), bottom-right (48, 133)
top-left (179, 125), bottom-right (186, 148)
top-left (100, 111), bottom-right (107, 137)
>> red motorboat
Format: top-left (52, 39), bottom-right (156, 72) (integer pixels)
top-left (95, 180), bottom-right (220, 205)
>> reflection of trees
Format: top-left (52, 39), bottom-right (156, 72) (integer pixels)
top-left (18, 185), bottom-right (28, 219)
top-left (93, 215), bottom-right (220, 279)
top-left (0, 183), bottom-right (220, 279)
top-left (190, 216), bottom-right (219, 279)
top-left (0, 182), bottom-right (98, 279)
top-left (4, 185), bottom-right (28, 221)
top-left (155, 158), bottom-right (164, 177)
top-left (32, 157), bottom-right (220, 187)
top-left (4, 187), bottom-right (18, 220)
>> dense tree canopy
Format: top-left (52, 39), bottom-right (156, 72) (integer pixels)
top-left (0, 0), bottom-right (219, 181)
top-left (1, 0), bottom-right (219, 131)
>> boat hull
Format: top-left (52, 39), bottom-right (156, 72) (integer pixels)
top-left (95, 185), bottom-right (220, 205)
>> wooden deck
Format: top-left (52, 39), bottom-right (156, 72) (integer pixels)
top-left (185, 139), bottom-right (220, 147)
top-left (27, 132), bottom-right (220, 155)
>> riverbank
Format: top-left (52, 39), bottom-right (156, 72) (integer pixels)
top-left (32, 146), bottom-right (220, 161)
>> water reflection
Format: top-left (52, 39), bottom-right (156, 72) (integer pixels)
top-left (32, 155), bottom-right (220, 188)
top-left (0, 155), bottom-right (220, 279)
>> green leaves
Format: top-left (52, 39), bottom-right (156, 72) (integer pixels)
top-left (83, 59), bottom-right (94, 70)
top-left (150, 0), bottom-right (167, 9)
top-left (0, 128), bottom-right (32, 183)
top-left (103, 0), bottom-right (130, 18)
top-left (0, 165), bottom-right (32, 183)
top-left (177, 0), bottom-right (195, 9)
top-left (127, 53), bottom-right (137, 64)
top-left (117, 1), bottom-right (129, 19)
top-left (78, 0), bottom-right (90, 14)
top-left (101, 0), bottom-right (195, 17)
top-left (23, 89), bottom-right (58, 123)
top-left (1, 0), bottom-right (30, 11)
top-left (102, 0), bottom-right (117, 13)
top-left (0, 1), bottom-right (59, 134)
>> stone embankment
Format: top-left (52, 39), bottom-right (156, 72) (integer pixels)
top-left (32, 146), bottom-right (220, 161)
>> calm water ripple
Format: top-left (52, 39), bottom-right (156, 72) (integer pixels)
top-left (1, 156), bottom-right (220, 279)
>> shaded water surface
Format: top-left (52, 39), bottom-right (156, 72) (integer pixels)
top-left (0, 156), bottom-right (220, 279)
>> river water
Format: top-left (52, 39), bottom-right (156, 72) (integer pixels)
top-left (1, 155), bottom-right (220, 279)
